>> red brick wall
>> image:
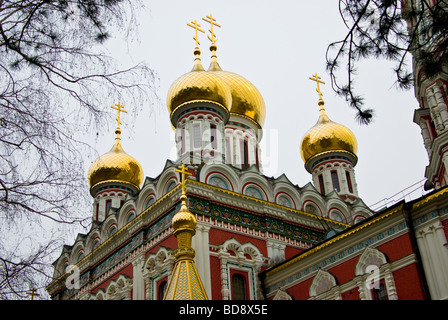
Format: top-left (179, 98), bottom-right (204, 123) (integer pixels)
top-left (392, 264), bottom-right (426, 299)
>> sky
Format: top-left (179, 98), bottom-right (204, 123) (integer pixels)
top-left (96, 0), bottom-right (430, 212)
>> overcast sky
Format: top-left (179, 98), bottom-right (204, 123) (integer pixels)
top-left (96, 0), bottom-right (430, 211)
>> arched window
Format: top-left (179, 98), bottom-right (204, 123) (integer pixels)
top-left (345, 171), bottom-right (353, 193)
top-left (209, 176), bottom-right (229, 190)
top-left (331, 171), bottom-right (340, 192)
top-left (126, 212), bottom-right (135, 224)
top-left (92, 238), bottom-right (101, 251)
top-left (244, 186), bottom-right (264, 200)
top-left (240, 139), bottom-right (249, 170)
top-left (144, 197), bottom-right (155, 209)
top-left (76, 251), bottom-right (84, 263)
top-left (232, 273), bottom-right (247, 300)
top-left (108, 226), bottom-right (117, 238)
top-left (329, 210), bottom-right (346, 223)
top-left (105, 199), bottom-right (112, 216)
top-left (318, 174), bottom-right (325, 195)
top-left (166, 180), bottom-right (176, 193)
top-left (277, 195), bottom-right (293, 208)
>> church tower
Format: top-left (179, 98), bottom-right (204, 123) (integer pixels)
top-left (87, 103), bottom-right (144, 222)
top-left (166, 20), bottom-right (231, 166)
top-left (403, 0), bottom-right (448, 189)
top-left (300, 74), bottom-right (359, 201)
top-left (166, 15), bottom-right (266, 172)
top-left (205, 20), bottom-right (266, 171)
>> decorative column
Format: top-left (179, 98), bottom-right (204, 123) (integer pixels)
top-left (192, 221), bottom-right (212, 298)
top-left (383, 265), bottom-right (398, 300)
top-left (218, 249), bottom-right (231, 300)
top-left (415, 221), bottom-right (448, 300)
top-left (418, 118), bottom-right (432, 156)
top-left (427, 86), bottom-right (445, 133)
top-left (266, 239), bottom-right (286, 266)
top-left (131, 253), bottom-right (145, 300)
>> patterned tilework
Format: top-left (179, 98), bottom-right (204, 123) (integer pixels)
top-left (164, 260), bottom-right (207, 300)
top-left (188, 196), bottom-right (326, 244)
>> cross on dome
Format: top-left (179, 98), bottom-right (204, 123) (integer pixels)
top-left (26, 288), bottom-right (40, 300)
top-left (309, 73), bottom-right (326, 102)
top-left (202, 14), bottom-right (221, 44)
top-left (187, 20), bottom-right (205, 48)
top-left (111, 102), bottom-right (128, 130)
top-left (175, 164), bottom-right (192, 196)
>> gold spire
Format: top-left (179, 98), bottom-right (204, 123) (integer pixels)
top-left (203, 14), bottom-right (222, 72)
top-left (164, 164), bottom-right (208, 300)
top-left (187, 20), bottom-right (205, 72)
top-left (308, 73), bottom-right (330, 122)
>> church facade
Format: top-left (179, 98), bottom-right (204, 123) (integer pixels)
top-left (46, 7), bottom-right (448, 300)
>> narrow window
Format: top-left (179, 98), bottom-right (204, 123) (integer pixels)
top-left (255, 146), bottom-right (259, 170)
top-left (95, 202), bottom-right (99, 221)
top-left (105, 199), bottom-right (112, 216)
top-left (346, 171), bottom-right (353, 193)
top-left (331, 171), bottom-right (340, 192)
top-left (225, 137), bottom-right (231, 164)
top-left (158, 281), bottom-right (168, 300)
top-left (181, 128), bottom-right (185, 154)
top-left (194, 123), bottom-right (201, 148)
top-left (318, 174), bottom-right (325, 195)
top-left (372, 282), bottom-right (388, 300)
top-left (241, 139), bottom-right (249, 170)
top-left (210, 124), bottom-right (217, 149)
top-left (232, 273), bottom-right (247, 300)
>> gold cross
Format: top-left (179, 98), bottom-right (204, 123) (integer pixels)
top-left (187, 20), bottom-right (205, 47)
top-left (309, 73), bottom-right (326, 101)
top-left (26, 288), bottom-right (40, 300)
top-left (175, 164), bottom-right (192, 195)
top-left (111, 102), bottom-right (128, 129)
top-left (202, 14), bottom-right (221, 43)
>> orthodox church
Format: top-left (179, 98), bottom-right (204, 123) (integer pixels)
top-left (46, 7), bottom-right (448, 301)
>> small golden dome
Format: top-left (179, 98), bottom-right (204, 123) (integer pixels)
top-left (171, 195), bottom-right (197, 233)
top-left (300, 100), bottom-right (358, 165)
top-left (88, 131), bottom-right (144, 190)
top-left (208, 47), bottom-right (266, 127)
top-left (166, 49), bottom-right (232, 118)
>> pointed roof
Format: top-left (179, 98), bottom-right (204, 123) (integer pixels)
top-left (164, 166), bottom-right (208, 300)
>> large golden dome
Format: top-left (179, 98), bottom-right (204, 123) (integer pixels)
top-left (300, 100), bottom-right (358, 166)
top-left (88, 131), bottom-right (144, 190)
top-left (208, 46), bottom-right (266, 127)
top-left (166, 50), bottom-right (232, 118)
top-left (212, 70), bottom-right (265, 127)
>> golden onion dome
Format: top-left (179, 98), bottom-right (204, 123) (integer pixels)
top-left (300, 100), bottom-right (358, 166)
top-left (166, 48), bottom-right (232, 119)
top-left (171, 194), bottom-right (197, 234)
top-left (208, 45), bottom-right (266, 128)
top-left (88, 129), bottom-right (144, 190)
